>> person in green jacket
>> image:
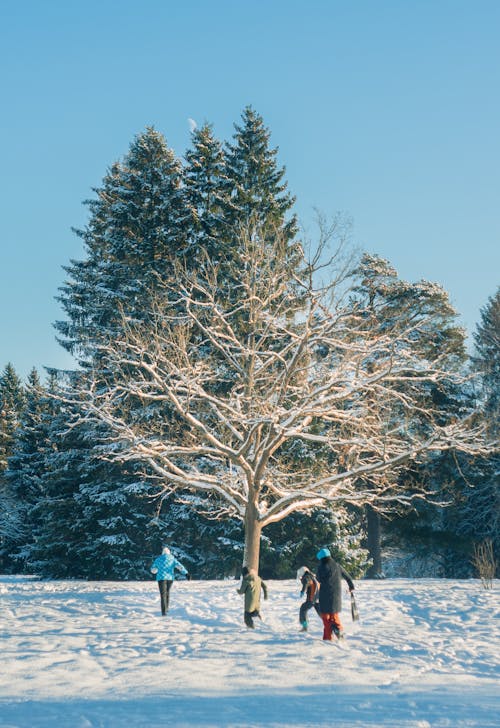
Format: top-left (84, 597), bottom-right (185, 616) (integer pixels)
top-left (237, 566), bottom-right (268, 628)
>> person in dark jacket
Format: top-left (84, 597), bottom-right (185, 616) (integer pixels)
top-left (297, 566), bottom-right (321, 631)
top-left (315, 547), bottom-right (355, 640)
top-left (237, 566), bottom-right (268, 628)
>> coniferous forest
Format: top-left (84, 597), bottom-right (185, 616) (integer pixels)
top-left (0, 108), bottom-right (498, 580)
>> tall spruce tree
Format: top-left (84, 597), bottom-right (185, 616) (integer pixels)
top-left (0, 363), bottom-right (26, 471)
top-left (224, 106), bottom-right (298, 244)
top-left (184, 123), bottom-right (229, 261)
top-left (56, 127), bottom-right (188, 362)
top-left (45, 128), bottom-right (190, 578)
top-left (455, 287), bottom-right (500, 572)
top-left (380, 291), bottom-right (498, 577)
top-left (402, 289), bottom-right (499, 577)
top-left (0, 363), bottom-right (27, 570)
top-left (24, 397), bottom-right (161, 579)
top-left (473, 287), bottom-right (500, 430)
top-left (0, 369), bottom-right (49, 570)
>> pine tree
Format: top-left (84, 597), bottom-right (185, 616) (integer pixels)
top-left (473, 287), bottom-right (500, 431)
top-left (0, 363), bottom-right (26, 569)
top-left (416, 289), bottom-right (500, 577)
top-left (0, 364), bottom-right (28, 570)
top-left (55, 127), bottom-right (188, 363)
top-left (451, 287), bottom-right (500, 574)
top-left (184, 123), bottom-right (229, 261)
top-left (45, 129), bottom-right (190, 578)
top-left (381, 288), bottom-right (499, 577)
top-left (224, 106), bottom-right (297, 245)
top-left (11, 381), bottom-right (156, 579)
top-left (22, 392), bottom-right (92, 578)
top-left (0, 369), bottom-right (50, 570)
top-left (72, 438), bottom-right (162, 580)
top-left (259, 506), bottom-right (369, 579)
top-left (0, 363), bottom-right (26, 471)
top-left (348, 254), bottom-right (468, 576)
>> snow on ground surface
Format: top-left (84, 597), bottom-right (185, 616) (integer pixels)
top-left (0, 576), bottom-right (498, 727)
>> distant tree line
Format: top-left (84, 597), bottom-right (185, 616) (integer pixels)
top-left (0, 108), bottom-right (497, 579)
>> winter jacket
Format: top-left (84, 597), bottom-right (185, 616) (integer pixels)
top-left (150, 552), bottom-right (187, 581)
top-left (316, 557), bottom-right (354, 613)
top-left (300, 571), bottom-right (319, 603)
top-left (237, 572), bottom-right (268, 612)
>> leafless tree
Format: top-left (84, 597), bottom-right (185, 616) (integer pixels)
top-left (68, 225), bottom-right (489, 570)
top-left (472, 539), bottom-right (497, 589)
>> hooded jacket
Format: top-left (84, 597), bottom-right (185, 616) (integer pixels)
top-left (300, 570), bottom-right (319, 603)
top-left (150, 550), bottom-right (187, 581)
top-left (237, 571), bottom-right (268, 612)
top-left (316, 557), bottom-right (354, 613)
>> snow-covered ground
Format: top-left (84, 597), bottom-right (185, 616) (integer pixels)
top-left (0, 576), bottom-right (498, 727)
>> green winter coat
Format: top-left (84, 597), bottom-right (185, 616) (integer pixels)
top-left (237, 572), bottom-right (268, 612)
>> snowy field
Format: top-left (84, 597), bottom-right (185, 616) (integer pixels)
top-left (0, 576), bottom-right (498, 728)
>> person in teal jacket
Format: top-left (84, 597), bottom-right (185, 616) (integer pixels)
top-left (150, 546), bottom-right (189, 616)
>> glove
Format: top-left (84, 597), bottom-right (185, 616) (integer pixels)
top-left (185, 572), bottom-right (191, 581)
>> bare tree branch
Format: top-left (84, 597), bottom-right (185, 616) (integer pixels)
top-left (65, 225), bottom-right (493, 569)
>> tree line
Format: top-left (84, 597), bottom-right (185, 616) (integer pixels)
top-left (0, 108), bottom-right (498, 579)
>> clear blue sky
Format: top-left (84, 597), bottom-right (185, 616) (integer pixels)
top-left (1, 0), bottom-right (499, 380)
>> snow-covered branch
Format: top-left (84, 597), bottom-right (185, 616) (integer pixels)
top-left (67, 229), bottom-right (493, 569)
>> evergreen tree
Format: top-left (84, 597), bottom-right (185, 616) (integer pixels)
top-left (151, 492), bottom-right (244, 579)
top-left (451, 287), bottom-right (500, 574)
top-left (10, 378), bottom-right (158, 579)
top-left (22, 392), bottom-right (94, 578)
top-left (224, 106), bottom-right (298, 245)
top-left (414, 289), bottom-right (500, 577)
top-left (0, 363), bottom-right (26, 570)
top-left (382, 288), bottom-right (499, 577)
top-left (259, 506), bottom-right (369, 580)
top-left (184, 123), bottom-right (229, 261)
top-left (0, 363), bottom-right (26, 471)
top-left (55, 127), bottom-right (188, 363)
top-left (0, 369), bottom-right (50, 570)
top-left (45, 129), bottom-right (190, 578)
top-left (71, 434), bottom-right (162, 580)
top-left (348, 254), bottom-right (468, 576)
top-left (473, 287), bottom-right (500, 431)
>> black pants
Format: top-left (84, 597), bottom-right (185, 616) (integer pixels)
top-left (244, 609), bottom-right (261, 628)
top-left (299, 600), bottom-right (320, 625)
top-left (158, 580), bottom-right (173, 615)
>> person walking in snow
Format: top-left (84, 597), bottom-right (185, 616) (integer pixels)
top-left (315, 547), bottom-right (355, 640)
top-left (237, 566), bottom-right (268, 629)
top-left (297, 566), bottom-right (321, 632)
top-left (150, 546), bottom-right (189, 616)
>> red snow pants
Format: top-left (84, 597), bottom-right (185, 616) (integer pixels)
top-left (320, 612), bottom-right (343, 640)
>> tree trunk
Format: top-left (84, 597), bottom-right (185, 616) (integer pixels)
top-left (243, 499), bottom-right (262, 572)
top-left (366, 504), bottom-right (383, 578)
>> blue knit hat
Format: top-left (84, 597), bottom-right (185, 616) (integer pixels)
top-left (316, 547), bottom-right (331, 560)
